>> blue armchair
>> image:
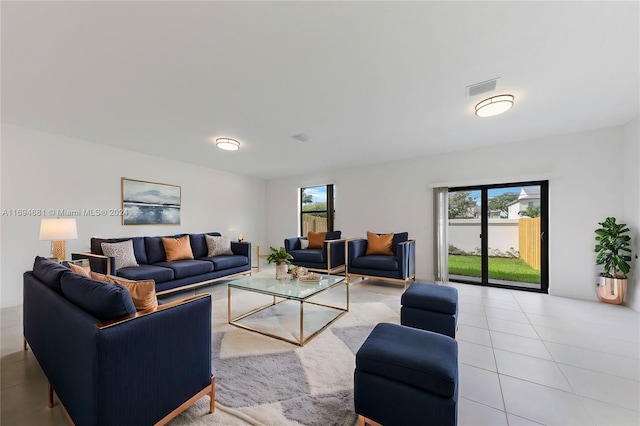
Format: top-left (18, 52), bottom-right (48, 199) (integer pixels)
top-left (347, 232), bottom-right (416, 289)
top-left (284, 231), bottom-right (346, 274)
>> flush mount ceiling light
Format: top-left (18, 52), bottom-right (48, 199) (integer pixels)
top-left (216, 138), bottom-right (240, 151)
top-left (475, 94), bottom-right (515, 117)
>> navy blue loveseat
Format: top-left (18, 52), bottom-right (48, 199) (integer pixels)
top-left (23, 257), bottom-right (214, 425)
top-left (73, 232), bottom-right (251, 294)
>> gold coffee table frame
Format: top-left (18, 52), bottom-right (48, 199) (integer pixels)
top-left (227, 275), bottom-right (348, 346)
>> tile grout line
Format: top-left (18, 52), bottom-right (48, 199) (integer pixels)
top-left (514, 291), bottom-right (605, 426)
top-left (482, 291), bottom-right (512, 426)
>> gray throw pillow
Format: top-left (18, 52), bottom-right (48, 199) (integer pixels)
top-left (299, 238), bottom-right (309, 249)
top-left (101, 239), bottom-right (139, 270)
top-left (205, 235), bottom-right (234, 256)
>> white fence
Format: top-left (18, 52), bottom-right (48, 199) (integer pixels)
top-left (448, 219), bottom-right (519, 254)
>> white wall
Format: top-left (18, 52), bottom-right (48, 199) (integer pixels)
top-left (266, 125), bottom-right (631, 304)
top-left (623, 117), bottom-right (640, 311)
top-left (0, 124), bottom-right (267, 308)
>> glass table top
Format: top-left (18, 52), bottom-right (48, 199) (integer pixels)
top-left (228, 274), bottom-right (345, 301)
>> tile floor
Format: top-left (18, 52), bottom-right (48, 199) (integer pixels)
top-left (2, 266), bottom-right (639, 425)
top-left (451, 282), bottom-right (640, 426)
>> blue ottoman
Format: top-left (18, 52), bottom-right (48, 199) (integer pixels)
top-left (354, 323), bottom-right (458, 426)
top-left (401, 282), bottom-right (458, 338)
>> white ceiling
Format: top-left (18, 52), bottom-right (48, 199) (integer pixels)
top-left (2, 1), bottom-right (639, 180)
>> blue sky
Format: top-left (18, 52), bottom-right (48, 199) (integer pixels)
top-left (303, 186), bottom-right (327, 202)
top-left (489, 187), bottom-right (522, 197)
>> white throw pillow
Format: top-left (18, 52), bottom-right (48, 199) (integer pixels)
top-left (299, 238), bottom-right (309, 250)
top-left (101, 240), bottom-right (139, 270)
top-left (205, 235), bottom-right (234, 256)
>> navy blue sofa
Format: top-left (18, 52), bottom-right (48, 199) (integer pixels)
top-left (347, 232), bottom-right (416, 289)
top-left (23, 257), bottom-right (214, 425)
top-left (284, 231), bottom-right (346, 274)
top-left (73, 232), bottom-right (251, 294)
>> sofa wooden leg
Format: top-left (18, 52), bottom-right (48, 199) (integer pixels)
top-left (48, 382), bottom-right (54, 408)
top-left (23, 337), bottom-right (28, 351)
top-left (358, 415), bottom-right (383, 426)
top-left (59, 401), bottom-right (75, 426)
top-left (214, 377), bottom-right (216, 413)
top-left (156, 378), bottom-right (216, 425)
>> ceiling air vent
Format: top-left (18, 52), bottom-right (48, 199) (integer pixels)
top-left (466, 78), bottom-right (499, 97)
top-left (291, 133), bottom-right (312, 143)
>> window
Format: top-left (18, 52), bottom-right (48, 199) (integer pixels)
top-left (300, 185), bottom-right (335, 235)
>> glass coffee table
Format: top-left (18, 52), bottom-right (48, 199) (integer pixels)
top-left (227, 274), bottom-right (348, 346)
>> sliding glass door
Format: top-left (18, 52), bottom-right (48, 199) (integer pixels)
top-left (448, 181), bottom-right (548, 292)
top-left (447, 189), bottom-right (482, 284)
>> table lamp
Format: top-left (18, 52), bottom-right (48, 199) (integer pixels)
top-left (39, 218), bottom-right (78, 261)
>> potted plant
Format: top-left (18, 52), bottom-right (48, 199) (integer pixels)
top-left (266, 246), bottom-right (293, 279)
top-left (594, 216), bottom-right (632, 304)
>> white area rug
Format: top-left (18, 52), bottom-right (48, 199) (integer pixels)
top-left (170, 280), bottom-right (402, 426)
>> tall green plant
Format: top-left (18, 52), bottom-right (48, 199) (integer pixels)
top-left (594, 217), bottom-right (632, 278)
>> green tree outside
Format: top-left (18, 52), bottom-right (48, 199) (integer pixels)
top-left (448, 191), bottom-right (477, 219)
top-left (519, 205), bottom-right (541, 218)
top-left (488, 192), bottom-right (518, 217)
top-left (302, 191), bottom-right (313, 205)
top-left (303, 202), bottom-right (327, 212)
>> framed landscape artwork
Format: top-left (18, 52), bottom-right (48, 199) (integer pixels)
top-left (121, 178), bottom-right (181, 225)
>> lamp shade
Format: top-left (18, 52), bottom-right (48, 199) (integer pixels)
top-left (39, 218), bottom-right (78, 241)
top-left (475, 94), bottom-right (514, 117)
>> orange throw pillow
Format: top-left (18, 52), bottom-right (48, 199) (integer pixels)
top-left (162, 235), bottom-right (194, 261)
top-left (307, 232), bottom-right (326, 249)
top-left (90, 272), bottom-right (157, 313)
top-left (108, 276), bottom-right (157, 313)
top-left (69, 262), bottom-right (91, 277)
top-left (366, 232), bottom-right (394, 256)
top-left (90, 271), bottom-right (111, 283)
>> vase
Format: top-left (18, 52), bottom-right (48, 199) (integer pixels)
top-left (596, 276), bottom-right (627, 305)
top-left (275, 263), bottom-right (288, 280)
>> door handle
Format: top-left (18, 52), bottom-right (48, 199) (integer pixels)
top-left (541, 231), bottom-right (545, 241)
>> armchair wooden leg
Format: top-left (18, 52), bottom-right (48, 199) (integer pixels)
top-left (48, 382), bottom-right (54, 408)
top-left (214, 377), bottom-right (216, 413)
